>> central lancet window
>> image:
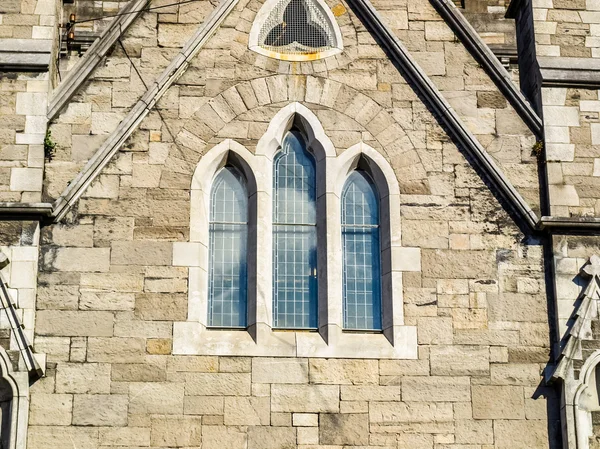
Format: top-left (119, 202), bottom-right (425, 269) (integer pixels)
top-left (208, 166), bottom-right (248, 328)
top-left (342, 170), bottom-right (381, 331)
top-left (273, 130), bottom-right (318, 329)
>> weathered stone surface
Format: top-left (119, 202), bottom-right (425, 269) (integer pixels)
top-left (271, 385), bottom-right (339, 412)
top-left (129, 383), bottom-right (184, 414)
top-left (36, 311), bottom-right (114, 337)
top-left (252, 358), bottom-right (308, 384)
top-left (341, 385), bottom-right (401, 401)
top-left (111, 241), bottom-right (173, 265)
top-left (248, 426), bottom-right (296, 449)
top-left (309, 359), bottom-right (378, 385)
top-left (73, 394), bottom-right (128, 426)
top-left (43, 247), bottom-right (111, 272)
top-left (185, 373), bottom-right (251, 396)
top-left (150, 416), bottom-right (202, 447)
top-left (455, 419), bottom-right (494, 444)
top-left (56, 363), bottom-right (111, 394)
top-left (430, 345), bottom-right (489, 376)
top-left (87, 337), bottom-right (146, 363)
top-left (494, 419), bottom-right (548, 449)
top-left (202, 426), bottom-right (246, 449)
top-left (472, 385), bottom-right (525, 419)
top-left (369, 401), bottom-right (453, 423)
top-left (402, 376), bottom-right (471, 402)
top-left (134, 293), bottom-right (187, 321)
top-left (319, 413), bottom-right (369, 445)
top-left (29, 394), bottom-right (72, 426)
top-left (224, 396), bottom-right (270, 425)
top-left (422, 249), bottom-right (496, 278)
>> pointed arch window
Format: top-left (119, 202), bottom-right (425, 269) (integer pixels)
top-left (208, 166), bottom-right (248, 328)
top-left (273, 130), bottom-right (318, 329)
top-left (342, 170), bottom-right (381, 331)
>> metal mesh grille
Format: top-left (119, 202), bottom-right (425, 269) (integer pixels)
top-left (342, 171), bottom-right (382, 331)
top-left (259, 0), bottom-right (336, 56)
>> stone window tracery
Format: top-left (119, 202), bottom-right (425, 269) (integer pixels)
top-left (249, 0), bottom-right (343, 61)
top-left (174, 103), bottom-right (418, 359)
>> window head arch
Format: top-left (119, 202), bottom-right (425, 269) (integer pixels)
top-left (249, 0), bottom-right (343, 61)
top-left (208, 165), bottom-right (249, 328)
top-left (342, 170), bottom-right (381, 331)
top-left (273, 130), bottom-right (318, 329)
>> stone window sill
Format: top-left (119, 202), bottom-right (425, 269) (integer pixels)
top-left (172, 322), bottom-right (417, 359)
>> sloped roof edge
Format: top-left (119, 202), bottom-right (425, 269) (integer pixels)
top-left (47, 0), bottom-right (151, 122)
top-left (51, 0), bottom-right (241, 222)
top-left (430, 0), bottom-right (543, 138)
top-left (345, 0), bottom-right (540, 231)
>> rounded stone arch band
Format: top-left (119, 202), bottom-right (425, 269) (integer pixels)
top-left (172, 102), bottom-right (419, 359)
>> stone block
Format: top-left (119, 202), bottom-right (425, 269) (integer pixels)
top-left (488, 293), bottom-right (547, 323)
top-left (168, 356), bottom-right (218, 372)
top-left (320, 413), bottom-right (369, 445)
top-left (369, 401), bottom-right (453, 423)
top-left (185, 373), bottom-right (251, 396)
top-left (150, 416), bottom-right (202, 447)
top-left (111, 241), bottom-right (173, 266)
top-left (494, 419), bottom-right (548, 449)
top-left (129, 382), bottom-right (184, 414)
top-left (248, 426), bottom-right (296, 449)
top-left (134, 293), bottom-right (187, 321)
top-left (455, 419), bottom-right (493, 444)
top-left (202, 426), bottom-right (246, 449)
top-left (28, 427), bottom-right (98, 449)
top-left (402, 376), bottom-right (470, 402)
top-left (430, 345), bottom-right (489, 375)
top-left (425, 22), bottom-right (455, 41)
top-left (10, 167), bottom-right (42, 191)
top-left (472, 385), bottom-right (525, 419)
top-left (184, 396), bottom-right (224, 415)
top-left (292, 413), bottom-right (318, 426)
top-left (73, 394), bottom-right (128, 426)
top-left (224, 396), bottom-right (270, 425)
top-left (132, 164), bottom-right (162, 188)
top-left (422, 249), bottom-right (496, 278)
top-left (252, 358), bottom-right (308, 384)
top-left (490, 363), bottom-right (541, 386)
top-left (36, 311), bottom-right (114, 337)
top-left (417, 317), bottom-right (453, 345)
top-left (550, 185), bottom-right (580, 206)
top-left (87, 337), bottom-right (146, 363)
top-left (297, 427), bottom-right (319, 444)
top-left (81, 273), bottom-right (144, 292)
top-left (99, 427), bottom-right (150, 447)
top-left (79, 292), bottom-right (135, 311)
top-left (340, 385), bottom-right (401, 401)
top-left (271, 384), bottom-right (339, 412)
top-left (56, 363), bottom-right (111, 394)
top-left (43, 247), bottom-right (110, 272)
top-left (309, 359), bottom-right (378, 385)
top-left (29, 393), bottom-right (72, 426)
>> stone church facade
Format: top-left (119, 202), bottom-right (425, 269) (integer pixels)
top-left (0, 0), bottom-right (598, 447)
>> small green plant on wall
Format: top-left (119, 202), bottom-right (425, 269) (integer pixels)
top-left (44, 129), bottom-right (56, 161)
top-left (532, 140), bottom-right (544, 160)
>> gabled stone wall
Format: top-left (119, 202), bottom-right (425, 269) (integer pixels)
top-left (27, 0), bottom-right (561, 448)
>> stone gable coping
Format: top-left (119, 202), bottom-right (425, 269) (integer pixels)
top-left (345, 0), bottom-right (540, 230)
top-left (430, 0), bottom-right (543, 138)
top-left (51, 0), bottom-right (242, 222)
top-left (51, 0), bottom-right (541, 232)
top-left (538, 57), bottom-right (600, 88)
top-left (47, 0), bottom-right (151, 122)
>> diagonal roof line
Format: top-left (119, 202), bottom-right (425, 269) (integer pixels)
top-left (345, 0), bottom-right (540, 231)
top-left (52, 0), bottom-right (241, 222)
top-left (47, 0), bottom-right (151, 121)
top-left (430, 0), bottom-right (543, 139)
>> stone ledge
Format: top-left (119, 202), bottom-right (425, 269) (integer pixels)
top-left (172, 322), bottom-right (418, 359)
top-left (539, 57), bottom-right (600, 88)
top-left (0, 39), bottom-right (53, 72)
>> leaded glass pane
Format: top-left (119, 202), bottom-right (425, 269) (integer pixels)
top-left (273, 131), bottom-right (318, 329)
top-left (342, 171), bottom-right (381, 331)
top-left (208, 166), bottom-right (248, 328)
